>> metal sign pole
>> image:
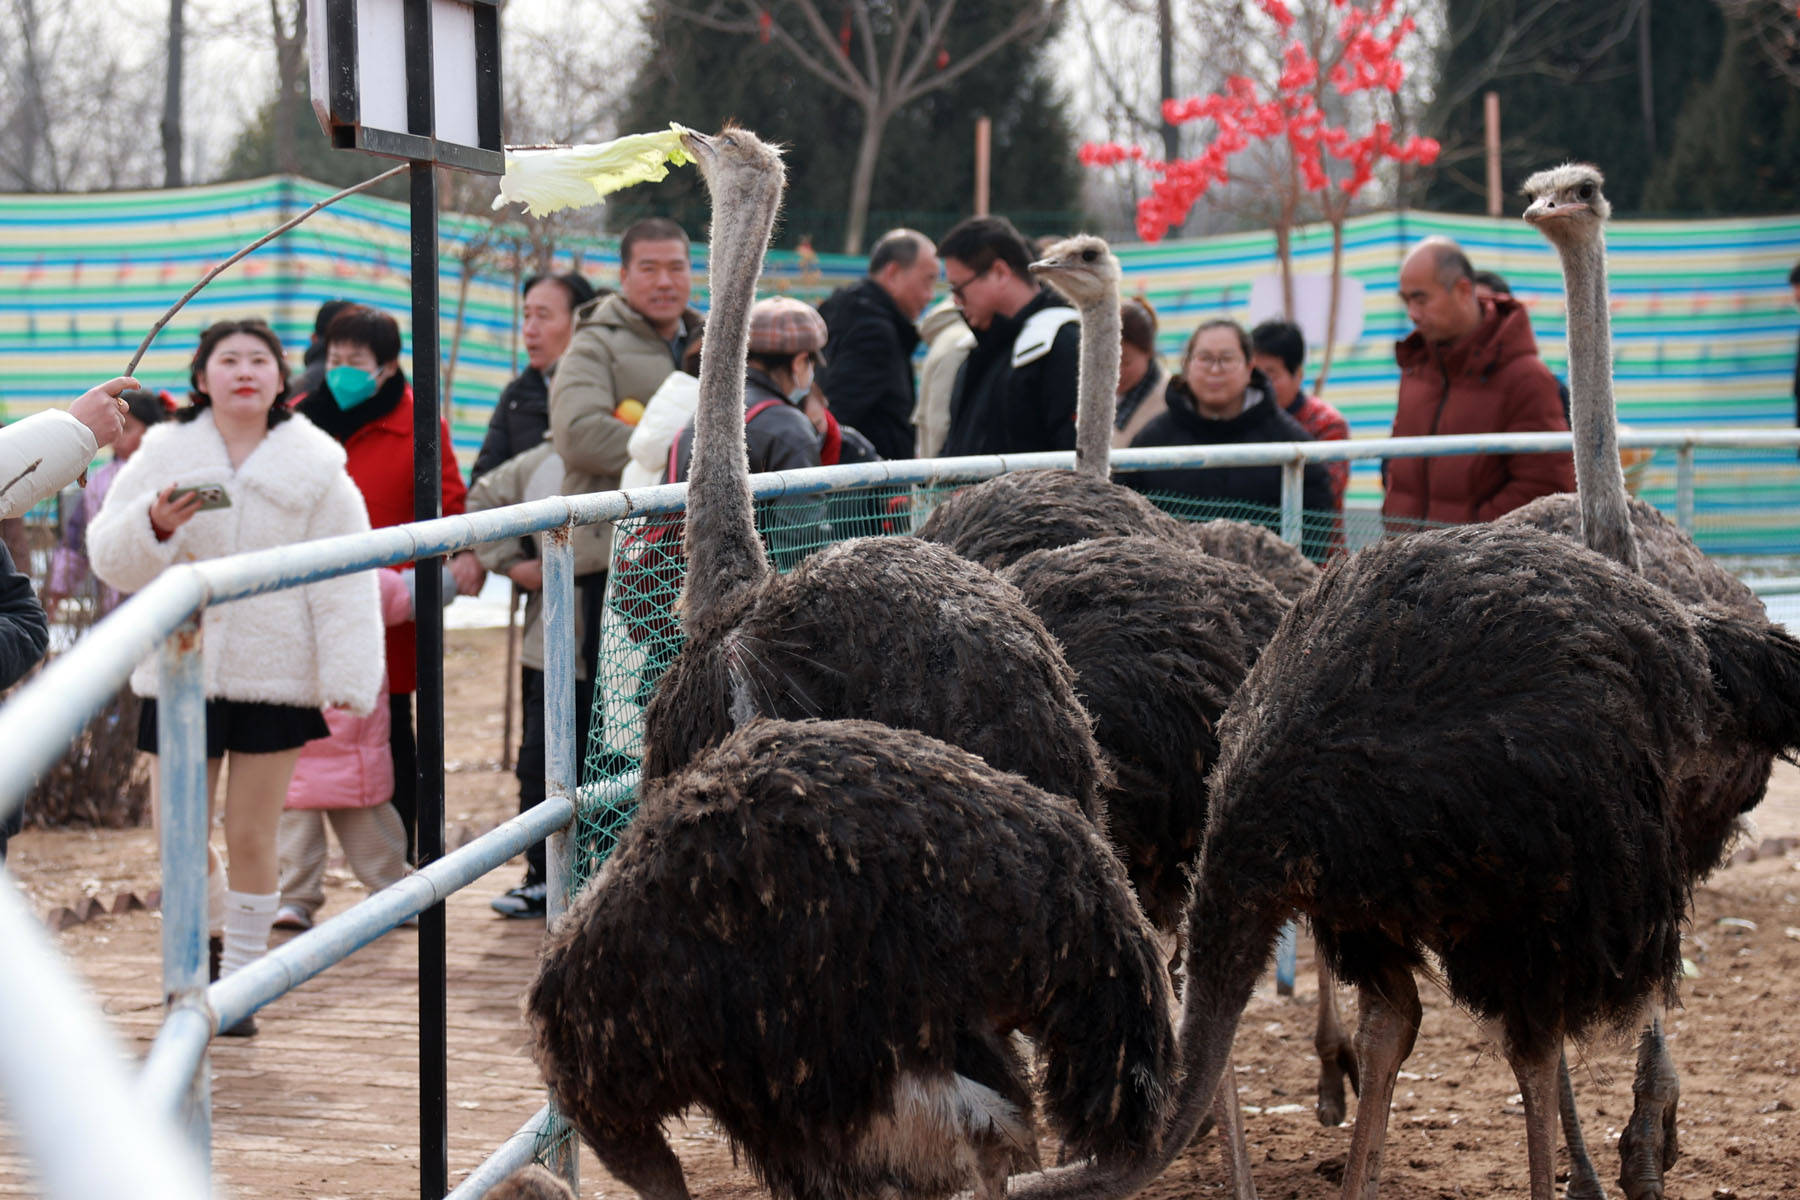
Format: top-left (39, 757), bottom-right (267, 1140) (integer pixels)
top-left (401, 2), bottom-right (449, 1196)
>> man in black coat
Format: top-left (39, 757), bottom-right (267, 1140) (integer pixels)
top-left (937, 216), bottom-right (1082, 458)
top-left (816, 229), bottom-right (938, 461)
top-left (471, 272), bottom-right (597, 482)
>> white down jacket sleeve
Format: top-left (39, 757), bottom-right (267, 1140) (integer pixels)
top-left (0, 411), bottom-right (98, 519)
top-left (302, 474), bottom-right (383, 716)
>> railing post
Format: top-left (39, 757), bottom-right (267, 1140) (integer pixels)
top-left (540, 523), bottom-right (580, 1193)
top-left (1280, 457), bottom-right (1305, 547)
top-left (156, 615), bottom-right (211, 1173)
top-left (1676, 442), bottom-right (1695, 534)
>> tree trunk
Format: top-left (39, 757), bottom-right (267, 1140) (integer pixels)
top-left (161, 0), bottom-right (184, 187)
top-left (271, 0), bottom-right (306, 175)
top-left (1157, 0), bottom-right (1178, 162)
top-left (1636, 2), bottom-right (1656, 157)
top-left (842, 103), bottom-right (887, 256)
top-left (1315, 213), bottom-right (1346, 395)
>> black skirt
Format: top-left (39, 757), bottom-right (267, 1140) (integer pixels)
top-left (136, 697), bottom-right (330, 758)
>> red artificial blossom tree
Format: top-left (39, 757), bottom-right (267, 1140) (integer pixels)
top-left (1082, 0), bottom-right (1439, 392)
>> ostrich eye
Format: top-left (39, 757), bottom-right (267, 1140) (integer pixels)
top-left (1576, 182), bottom-right (1594, 201)
top-left (1081, 249), bottom-right (1098, 262)
top-left (723, 135), bottom-right (739, 148)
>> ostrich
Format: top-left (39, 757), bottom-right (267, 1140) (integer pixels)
top-left (1497, 164), bottom-right (1776, 1200)
top-left (526, 717), bottom-right (1176, 1200)
top-left (1001, 163), bottom-right (1800, 1200)
top-left (641, 128), bottom-right (1106, 817)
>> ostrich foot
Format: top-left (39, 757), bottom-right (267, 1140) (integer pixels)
top-left (1315, 960), bottom-right (1358, 1128)
top-left (1618, 1018), bottom-right (1679, 1200)
top-left (1316, 1040), bottom-right (1359, 1128)
top-left (1557, 1050), bottom-right (1604, 1200)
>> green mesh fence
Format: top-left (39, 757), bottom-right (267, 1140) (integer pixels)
top-left (571, 479), bottom-right (1446, 891)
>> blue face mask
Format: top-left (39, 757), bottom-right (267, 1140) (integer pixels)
top-left (787, 384), bottom-right (812, 407)
top-left (326, 364), bottom-right (380, 409)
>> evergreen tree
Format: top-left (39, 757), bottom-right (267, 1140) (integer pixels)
top-left (218, 95), bottom-right (410, 202)
top-left (1422, 0), bottom-right (1724, 214)
top-left (1644, 19), bottom-right (1800, 214)
top-left (611, 2), bottom-right (1082, 251)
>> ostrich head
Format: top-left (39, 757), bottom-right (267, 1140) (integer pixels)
top-left (680, 125), bottom-right (786, 213)
top-left (1522, 163), bottom-right (1610, 248)
top-left (1030, 234), bottom-right (1121, 310)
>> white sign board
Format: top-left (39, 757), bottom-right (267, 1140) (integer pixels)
top-left (1246, 272), bottom-right (1368, 351)
top-left (308, 0), bottom-right (502, 174)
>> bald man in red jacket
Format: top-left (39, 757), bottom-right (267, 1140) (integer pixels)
top-left (1384, 238), bottom-right (1573, 527)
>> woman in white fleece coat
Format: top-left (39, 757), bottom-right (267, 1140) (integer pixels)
top-left (88, 319), bottom-right (381, 1026)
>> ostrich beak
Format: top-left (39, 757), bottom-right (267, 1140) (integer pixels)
top-left (681, 130), bottom-right (713, 158)
top-left (1028, 255), bottom-right (1060, 276)
top-left (1525, 196), bottom-right (1586, 225)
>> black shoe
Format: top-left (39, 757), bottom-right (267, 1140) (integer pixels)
top-left (490, 880), bottom-right (548, 919)
top-left (208, 935), bottom-right (222, 984)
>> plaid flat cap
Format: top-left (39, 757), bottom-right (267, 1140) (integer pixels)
top-left (748, 296), bottom-right (828, 355)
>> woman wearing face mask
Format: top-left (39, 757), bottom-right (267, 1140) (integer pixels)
top-left (87, 320), bottom-right (382, 1031)
top-left (666, 297), bottom-right (831, 567)
top-left (291, 305), bottom-right (474, 864)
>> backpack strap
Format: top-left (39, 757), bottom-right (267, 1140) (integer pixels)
top-left (668, 398), bottom-right (791, 482)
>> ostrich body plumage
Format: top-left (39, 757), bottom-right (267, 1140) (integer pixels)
top-left (1005, 536), bottom-right (1287, 932)
top-left (527, 718), bottom-right (1175, 1200)
top-left (643, 535), bottom-right (1109, 815)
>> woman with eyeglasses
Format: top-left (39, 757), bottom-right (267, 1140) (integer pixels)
top-left (1121, 318), bottom-right (1332, 553)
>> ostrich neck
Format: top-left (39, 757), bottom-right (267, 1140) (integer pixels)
top-left (1073, 298), bottom-right (1121, 480)
top-left (1558, 231), bottom-right (1639, 572)
top-left (683, 171), bottom-right (783, 623)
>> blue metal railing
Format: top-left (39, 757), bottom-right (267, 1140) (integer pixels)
top-left (2, 427), bottom-right (1799, 1198)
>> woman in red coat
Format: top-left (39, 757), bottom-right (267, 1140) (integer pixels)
top-left (293, 305), bottom-right (481, 861)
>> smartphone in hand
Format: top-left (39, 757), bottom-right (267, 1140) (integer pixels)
top-left (167, 483), bottom-right (232, 511)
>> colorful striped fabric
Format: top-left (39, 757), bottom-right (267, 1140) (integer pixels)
top-left (4, 177), bottom-right (1798, 552)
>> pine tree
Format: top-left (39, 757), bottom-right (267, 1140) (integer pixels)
top-left (611, 1), bottom-right (1082, 251)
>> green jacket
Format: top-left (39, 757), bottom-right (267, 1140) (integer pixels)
top-left (549, 292), bottom-right (702, 573)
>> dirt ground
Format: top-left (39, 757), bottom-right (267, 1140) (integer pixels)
top-left (5, 625), bottom-right (1800, 1198)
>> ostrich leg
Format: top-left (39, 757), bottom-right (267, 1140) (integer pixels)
top-left (1557, 1049), bottom-right (1605, 1200)
top-left (1618, 1014), bottom-right (1680, 1200)
top-left (1212, 1052), bottom-right (1257, 1200)
top-left (1508, 1034), bottom-right (1565, 1200)
top-left (1315, 958), bottom-right (1359, 1127)
top-left (1339, 963), bottom-right (1420, 1200)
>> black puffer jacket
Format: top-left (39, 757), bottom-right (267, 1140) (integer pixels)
top-left (471, 366), bottom-right (551, 482)
top-left (0, 540), bottom-right (49, 690)
top-left (817, 279), bottom-right (920, 461)
top-left (940, 289), bottom-right (1081, 458)
top-left (1123, 372), bottom-right (1332, 555)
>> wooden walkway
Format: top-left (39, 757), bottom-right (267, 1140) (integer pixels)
top-left (0, 862), bottom-right (567, 1199)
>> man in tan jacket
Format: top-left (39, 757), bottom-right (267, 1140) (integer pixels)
top-left (549, 217), bottom-right (703, 676)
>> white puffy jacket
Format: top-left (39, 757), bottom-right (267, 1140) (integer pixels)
top-left (0, 410), bottom-right (98, 518)
top-left (87, 410), bottom-right (384, 715)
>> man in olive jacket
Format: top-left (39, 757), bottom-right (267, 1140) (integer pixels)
top-left (550, 218), bottom-right (703, 668)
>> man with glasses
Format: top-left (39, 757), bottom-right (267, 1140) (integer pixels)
top-left (936, 216), bottom-right (1082, 459)
top-left (1384, 237), bottom-right (1572, 527)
